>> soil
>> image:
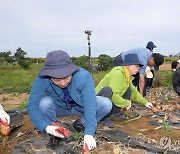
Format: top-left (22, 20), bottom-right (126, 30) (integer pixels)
top-left (0, 63), bottom-right (179, 153)
top-left (159, 63), bottom-right (172, 70)
top-left (0, 93), bottom-right (28, 110)
top-left (0, 87), bottom-right (179, 154)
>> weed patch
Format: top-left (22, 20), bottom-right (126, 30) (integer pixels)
top-left (153, 70), bottom-right (173, 88)
top-left (18, 100), bottom-right (27, 110)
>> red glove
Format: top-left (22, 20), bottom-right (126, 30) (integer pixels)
top-left (84, 143), bottom-right (89, 153)
top-left (0, 118), bottom-right (8, 126)
top-left (52, 122), bottom-right (69, 137)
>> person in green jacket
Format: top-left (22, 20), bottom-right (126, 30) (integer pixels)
top-left (95, 53), bottom-right (153, 127)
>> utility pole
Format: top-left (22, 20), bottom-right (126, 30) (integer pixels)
top-left (85, 30), bottom-right (92, 72)
top-left (36, 53), bottom-right (39, 64)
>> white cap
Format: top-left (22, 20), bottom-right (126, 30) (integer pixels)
top-left (177, 59), bottom-right (180, 63)
top-left (145, 66), bottom-right (153, 78)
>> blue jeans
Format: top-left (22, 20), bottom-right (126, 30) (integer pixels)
top-left (39, 96), bottom-right (112, 127)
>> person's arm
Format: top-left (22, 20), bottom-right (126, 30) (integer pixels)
top-left (130, 80), bottom-right (147, 105)
top-left (80, 72), bottom-right (97, 151)
top-left (130, 80), bottom-right (154, 109)
top-left (109, 70), bottom-right (131, 108)
top-left (139, 74), bottom-right (145, 95)
top-left (81, 73), bottom-right (97, 136)
top-left (26, 76), bottom-right (49, 132)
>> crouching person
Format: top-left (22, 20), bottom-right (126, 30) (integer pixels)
top-left (96, 53), bottom-right (153, 127)
top-left (172, 67), bottom-right (180, 96)
top-left (27, 50), bottom-right (112, 151)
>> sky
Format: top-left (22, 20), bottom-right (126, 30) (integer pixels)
top-left (0, 0), bottom-right (180, 58)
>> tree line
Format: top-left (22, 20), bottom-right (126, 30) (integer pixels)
top-left (0, 48), bottom-right (114, 71)
top-left (0, 47), bottom-right (31, 69)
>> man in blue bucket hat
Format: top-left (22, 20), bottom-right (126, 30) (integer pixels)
top-left (27, 50), bottom-right (112, 151)
top-left (96, 53), bottom-right (154, 127)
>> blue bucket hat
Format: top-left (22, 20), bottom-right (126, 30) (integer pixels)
top-left (39, 50), bottom-right (79, 78)
top-left (146, 41), bottom-right (157, 49)
top-left (121, 53), bottom-right (144, 67)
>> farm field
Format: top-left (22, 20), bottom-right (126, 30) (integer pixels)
top-left (0, 62), bottom-right (179, 153)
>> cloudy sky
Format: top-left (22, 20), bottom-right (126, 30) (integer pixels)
top-left (0, 0), bottom-right (180, 58)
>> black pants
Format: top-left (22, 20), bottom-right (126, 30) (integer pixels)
top-left (132, 72), bottom-right (148, 97)
top-left (97, 86), bottom-right (131, 115)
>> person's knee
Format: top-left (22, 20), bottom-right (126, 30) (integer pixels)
top-left (97, 96), bottom-right (112, 113)
top-left (107, 98), bottom-right (113, 112)
top-left (103, 86), bottom-right (113, 95)
top-left (39, 96), bottom-right (53, 113)
top-left (97, 86), bottom-right (113, 99)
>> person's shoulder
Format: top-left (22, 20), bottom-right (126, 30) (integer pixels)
top-left (136, 48), bottom-right (152, 58)
top-left (34, 75), bottom-right (50, 84)
top-left (130, 48), bottom-right (149, 52)
top-left (137, 48), bottom-right (151, 54)
top-left (73, 67), bottom-right (91, 78)
top-left (112, 66), bottom-right (123, 70)
top-left (36, 75), bottom-right (49, 80)
top-left (111, 66), bottom-right (124, 74)
top-left (74, 67), bottom-right (89, 74)
top-left (124, 48), bottom-right (150, 55)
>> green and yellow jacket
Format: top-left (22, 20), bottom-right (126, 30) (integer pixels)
top-left (95, 66), bottom-right (148, 108)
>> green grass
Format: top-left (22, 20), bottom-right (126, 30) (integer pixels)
top-left (153, 70), bottom-right (173, 88)
top-left (164, 57), bottom-right (179, 63)
top-left (93, 70), bottom-right (110, 86)
top-left (18, 100), bottom-right (27, 110)
top-left (0, 63), bottom-right (108, 94)
top-left (161, 122), bottom-right (171, 132)
top-left (0, 63), bottom-right (43, 94)
top-left (0, 63), bottom-right (174, 94)
top-left (71, 132), bottom-right (83, 140)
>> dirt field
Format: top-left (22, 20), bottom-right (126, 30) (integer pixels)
top-left (0, 63), bottom-right (179, 153)
top-left (0, 87), bottom-right (179, 154)
top-left (159, 63), bottom-right (172, 70)
top-left (0, 93), bottom-right (28, 110)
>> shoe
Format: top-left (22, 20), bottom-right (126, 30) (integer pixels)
top-left (73, 119), bottom-right (84, 133)
top-left (101, 117), bottom-right (114, 128)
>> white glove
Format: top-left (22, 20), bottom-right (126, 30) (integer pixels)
top-left (126, 101), bottom-right (131, 110)
top-left (0, 109), bottom-right (10, 125)
top-left (84, 135), bottom-right (96, 151)
top-left (45, 125), bottom-right (65, 138)
top-left (145, 102), bottom-right (153, 109)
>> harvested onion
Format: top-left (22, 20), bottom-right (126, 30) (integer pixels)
top-left (0, 124), bottom-right (11, 136)
top-left (152, 107), bottom-right (158, 112)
